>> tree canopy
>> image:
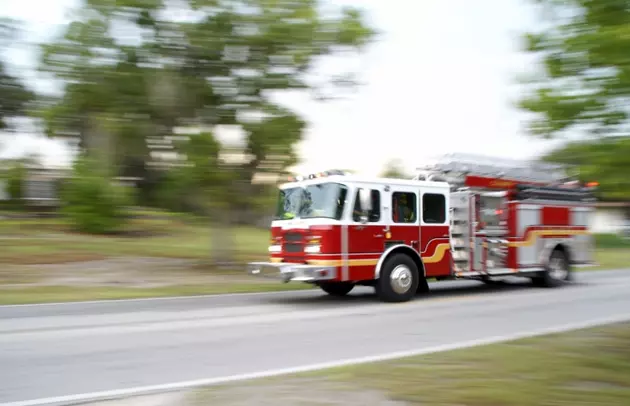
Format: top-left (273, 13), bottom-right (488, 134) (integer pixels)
top-left (519, 0), bottom-right (630, 200)
top-left (542, 136), bottom-right (630, 200)
top-left (0, 18), bottom-right (34, 131)
top-left (380, 158), bottom-right (409, 179)
top-left (518, 0), bottom-right (630, 139)
top-left (35, 0), bottom-right (376, 185)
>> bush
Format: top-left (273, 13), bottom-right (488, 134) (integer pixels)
top-left (595, 233), bottom-right (630, 249)
top-left (5, 163), bottom-right (27, 210)
top-left (60, 157), bottom-right (133, 234)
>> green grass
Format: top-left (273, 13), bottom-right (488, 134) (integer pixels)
top-left (0, 215), bottom-right (269, 264)
top-left (594, 233), bottom-right (630, 249)
top-left (592, 248), bottom-right (630, 270)
top-left (193, 322), bottom-right (630, 406)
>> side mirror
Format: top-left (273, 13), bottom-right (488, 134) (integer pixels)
top-left (358, 188), bottom-right (372, 223)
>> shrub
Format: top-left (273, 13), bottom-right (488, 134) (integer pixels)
top-left (5, 163), bottom-right (26, 209)
top-left (60, 157), bottom-right (133, 234)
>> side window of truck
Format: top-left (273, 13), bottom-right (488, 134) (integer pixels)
top-left (392, 191), bottom-right (417, 223)
top-left (422, 193), bottom-right (446, 224)
top-left (352, 189), bottom-right (381, 222)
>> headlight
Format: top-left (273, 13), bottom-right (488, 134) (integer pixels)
top-left (268, 244), bottom-right (281, 253)
top-left (305, 244), bottom-right (321, 254)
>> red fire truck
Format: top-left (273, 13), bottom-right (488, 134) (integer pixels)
top-left (247, 153), bottom-right (598, 302)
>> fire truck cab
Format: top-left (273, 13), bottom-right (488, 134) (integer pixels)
top-left (247, 154), bottom-right (597, 303)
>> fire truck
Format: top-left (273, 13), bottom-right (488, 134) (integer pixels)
top-left (247, 153), bottom-right (597, 303)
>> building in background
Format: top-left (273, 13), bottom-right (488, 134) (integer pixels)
top-left (592, 202), bottom-right (630, 235)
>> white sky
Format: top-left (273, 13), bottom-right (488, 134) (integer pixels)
top-left (0, 0), bottom-right (563, 174)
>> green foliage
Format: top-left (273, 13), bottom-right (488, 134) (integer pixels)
top-left (60, 157), bottom-right (133, 234)
top-left (35, 0), bottom-right (376, 198)
top-left (0, 18), bottom-right (34, 130)
top-left (543, 136), bottom-right (630, 200)
top-left (380, 158), bottom-right (409, 179)
top-left (518, 1), bottom-right (630, 138)
top-left (595, 233), bottom-right (630, 249)
top-left (6, 163), bottom-right (26, 205)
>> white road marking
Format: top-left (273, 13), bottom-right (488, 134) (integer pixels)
top-left (3, 313), bottom-right (630, 406)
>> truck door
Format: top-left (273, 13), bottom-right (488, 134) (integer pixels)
top-left (419, 189), bottom-right (450, 277)
top-left (347, 185), bottom-right (385, 281)
top-left (388, 187), bottom-right (420, 251)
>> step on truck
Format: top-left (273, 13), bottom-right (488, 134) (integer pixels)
top-left (246, 153), bottom-right (598, 302)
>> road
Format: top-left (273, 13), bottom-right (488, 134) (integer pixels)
top-left (2, 269), bottom-right (630, 406)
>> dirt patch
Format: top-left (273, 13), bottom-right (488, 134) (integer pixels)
top-left (189, 378), bottom-right (408, 406)
top-left (0, 257), bottom-right (266, 288)
top-left (0, 252), bottom-right (108, 265)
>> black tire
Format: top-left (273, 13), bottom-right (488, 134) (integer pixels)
top-left (416, 276), bottom-right (430, 294)
top-left (375, 253), bottom-right (420, 303)
top-left (318, 281), bottom-right (355, 297)
top-left (481, 276), bottom-right (503, 285)
top-left (531, 249), bottom-right (571, 288)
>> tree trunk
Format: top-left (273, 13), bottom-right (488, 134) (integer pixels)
top-left (209, 206), bottom-right (236, 269)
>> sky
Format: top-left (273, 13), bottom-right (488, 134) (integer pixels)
top-left (0, 0), bottom-right (564, 175)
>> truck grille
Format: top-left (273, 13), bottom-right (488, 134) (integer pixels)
top-left (283, 243), bottom-right (303, 253)
top-left (284, 232), bottom-right (302, 242)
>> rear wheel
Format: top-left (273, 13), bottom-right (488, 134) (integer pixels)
top-left (375, 253), bottom-right (420, 303)
top-left (531, 249), bottom-right (571, 288)
top-left (318, 281), bottom-right (354, 297)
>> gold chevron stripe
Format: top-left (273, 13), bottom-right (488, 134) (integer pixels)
top-left (304, 243), bottom-right (452, 267)
top-left (507, 229), bottom-right (588, 248)
top-left (421, 243), bottom-right (451, 264)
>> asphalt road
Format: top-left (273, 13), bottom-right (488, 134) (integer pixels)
top-left (2, 269), bottom-right (630, 405)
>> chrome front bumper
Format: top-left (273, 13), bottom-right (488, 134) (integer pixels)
top-left (247, 262), bottom-right (337, 283)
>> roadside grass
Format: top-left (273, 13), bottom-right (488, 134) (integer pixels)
top-left (192, 322), bottom-right (630, 406)
top-left (586, 234), bottom-right (630, 271)
top-left (592, 248), bottom-right (630, 271)
top-left (0, 214), bottom-right (269, 264)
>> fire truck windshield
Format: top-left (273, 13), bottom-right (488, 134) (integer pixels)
top-left (274, 182), bottom-right (348, 220)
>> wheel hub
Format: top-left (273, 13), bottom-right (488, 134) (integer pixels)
top-left (390, 265), bottom-right (412, 294)
top-left (549, 256), bottom-right (568, 280)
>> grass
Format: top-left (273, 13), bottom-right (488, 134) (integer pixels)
top-left (593, 248), bottom-right (630, 270)
top-left (589, 233), bottom-right (630, 271)
top-left (193, 322), bottom-right (630, 406)
top-left (0, 215), bottom-right (269, 264)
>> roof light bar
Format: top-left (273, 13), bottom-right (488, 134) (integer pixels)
top-left (286, 169), bottom-right (348, 182)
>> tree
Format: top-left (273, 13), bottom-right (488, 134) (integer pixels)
top-left (518, 1), bottom-right (630, 200)
top-left (0, 18), bottom-right (34, 130)
top-left (518, 1), bottom-right (630, 139)
top-left (36, 0), bottom-right (376, 184)
top-left (542, 137), bottom-right (630, 200)
top-left (380, 158), bottom-right (409, 179)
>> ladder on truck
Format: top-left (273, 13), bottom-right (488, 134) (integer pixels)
top-left (414, 152), bottom-right (574, 188)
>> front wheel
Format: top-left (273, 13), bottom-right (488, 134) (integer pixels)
top-left (375, 253), bottom-right (420, 303)
top-left (318, 281), bottom-right (355, 297)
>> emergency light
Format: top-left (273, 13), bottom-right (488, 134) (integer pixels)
top-left (287, 169), bottom-right (348, 182)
